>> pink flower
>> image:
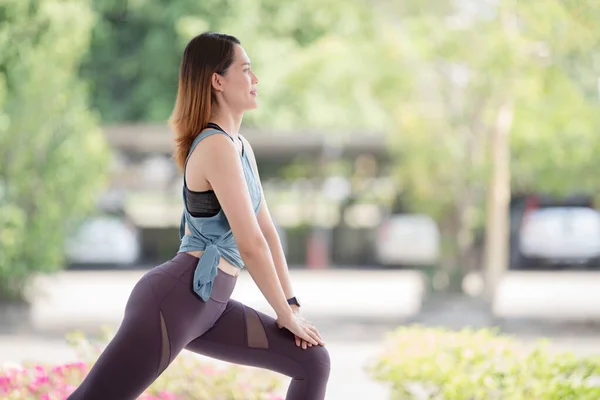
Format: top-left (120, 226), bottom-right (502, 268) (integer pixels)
top-left (28, 382), bottom-right (40, 393)
top-left (64, 384), bottom-right (76, 393)
top-left (73, 361), bottom-right (86, 369)
top-left (0, 383), bottom-right (10, 393)
top-left (0, 375), bottom-right (11, 387)
top-left (201, 366), bottom-right (217, 376)
top-left (138, 394), bottom-right (162, 400)
top-left (0, 356), bottom-right (283, 399)
top-left (63, 361), bottom-right (87, 371)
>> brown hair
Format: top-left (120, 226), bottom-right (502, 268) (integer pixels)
top-left (169, 32), bottom-right (241, 172)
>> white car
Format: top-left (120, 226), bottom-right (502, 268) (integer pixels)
top-left (518, 206), bottom-right (600, 268)
top-left (65, 216), bottom-right (141, 267)
top-left (375, 214), bottom-right (440, 267)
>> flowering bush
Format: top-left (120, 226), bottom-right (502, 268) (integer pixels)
top-left (367, 325), bottom-right (600, 400)
top-left (1, 328), bottom-right (284, 400)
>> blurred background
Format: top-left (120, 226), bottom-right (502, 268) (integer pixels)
top-left (1, 0), bottom-right (600, 399)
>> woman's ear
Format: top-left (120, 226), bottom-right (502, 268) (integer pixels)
top-left (211, 72), bottom-right (224, 93)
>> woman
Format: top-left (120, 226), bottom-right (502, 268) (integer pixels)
top-left (67, 32), bottom-right (330, 400)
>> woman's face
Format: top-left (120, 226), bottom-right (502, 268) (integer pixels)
top-left (214, 44), bottom-right (259, 112)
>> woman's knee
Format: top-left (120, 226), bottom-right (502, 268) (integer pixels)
top-left (302, 345), bottom-right (331, 380)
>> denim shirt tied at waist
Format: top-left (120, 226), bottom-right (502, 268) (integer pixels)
top-left (178, 128), bottom-right (261, 301)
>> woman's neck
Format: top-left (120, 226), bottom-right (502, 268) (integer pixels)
top-left (209, 109), bottom-right (243, 138)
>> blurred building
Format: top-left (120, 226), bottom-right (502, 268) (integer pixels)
top-left (94, 124), bottom-right (391, 266)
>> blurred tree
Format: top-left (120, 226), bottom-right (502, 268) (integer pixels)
top-left (82, 0), bottom-right (396, 132)
top-left (0, 0), bottom-right (109, 302)
top-left (375, 0), bottom-right (600, 291)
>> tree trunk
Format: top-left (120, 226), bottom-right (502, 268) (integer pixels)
top-left (438, 207), bottom-right (472, 293)
top-left (438, 214), bottom-right (460, 292)
top-left (483, 97), bottom-right (514, 300)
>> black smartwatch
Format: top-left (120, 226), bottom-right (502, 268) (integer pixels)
top-left (287, 296), bottom-right (301, 307)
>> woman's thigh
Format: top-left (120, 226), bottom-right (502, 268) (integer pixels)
top-left (185, 300), bottom-right (331, 380)
top-left (67, 256), bottom-right (234, 400)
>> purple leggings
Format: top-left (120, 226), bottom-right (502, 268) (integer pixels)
top-left (66, 253), bottom-right (330, 400)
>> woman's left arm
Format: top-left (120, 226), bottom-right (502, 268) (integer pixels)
top-left (241, 136), bottom-right (297, 307)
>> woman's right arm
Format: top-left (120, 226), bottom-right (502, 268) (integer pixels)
top-left (187, 134), bottom-right (322, 346)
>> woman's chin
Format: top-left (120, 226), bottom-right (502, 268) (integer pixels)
top-left (246, 99), bottom-right (259, 110)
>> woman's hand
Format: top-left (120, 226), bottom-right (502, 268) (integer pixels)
top-left (276, 308), bottom-right (325, 349)
top-left (290, 306), bottom-right (315, 349)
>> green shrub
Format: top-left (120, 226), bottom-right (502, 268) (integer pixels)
top-left (367, 325), bottom-right (600, 400)
top-left (0, 0), bottom-right (109, 302)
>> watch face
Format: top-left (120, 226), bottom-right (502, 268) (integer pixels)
top-left (288, 297), bottom-right (300, 307)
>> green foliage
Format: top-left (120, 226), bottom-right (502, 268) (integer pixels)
top-left (372, 0), bottom-right (600, 275)
top-left (511, 67), bottom-right (600, 195)
top-left (82, 0), bottom-right (394, 131)
top-left (0, 0), bottom-right (109, 302)
top-left (385, 0), bottom-right (600, 219)
top-left (368, 325), bottom-right (600, 400)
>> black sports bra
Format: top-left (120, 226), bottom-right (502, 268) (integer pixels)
top-left (185, 123), bottom-right (243, 218)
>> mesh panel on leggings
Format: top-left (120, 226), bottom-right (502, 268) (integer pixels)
top-left (244, 306), bottom-right (269, 349)
top-left (158, 311), bottom-right (170, 374)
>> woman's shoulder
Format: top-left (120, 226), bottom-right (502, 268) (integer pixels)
top-left (195, 128), bottom-right (236, 149)
top-left (196, 127), bottom-right (232, 143)
top-left (187, 129), bottom-right (238, 165)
